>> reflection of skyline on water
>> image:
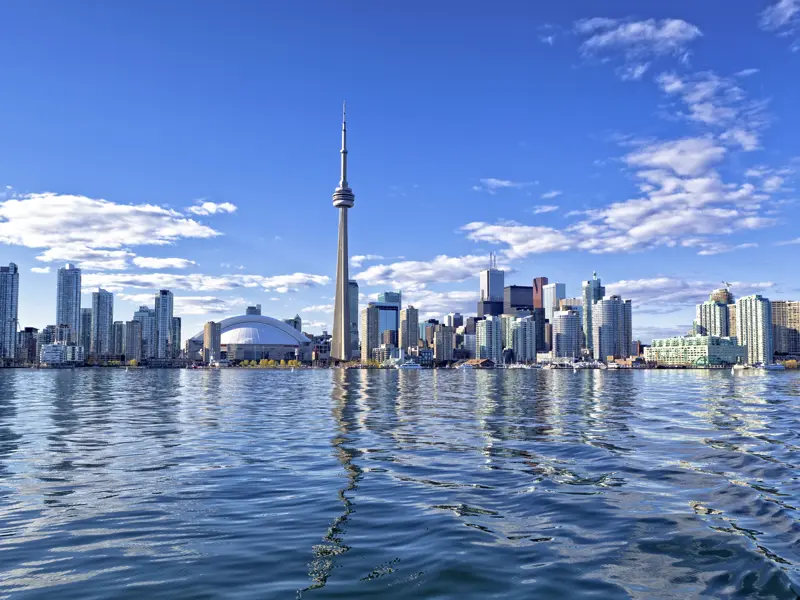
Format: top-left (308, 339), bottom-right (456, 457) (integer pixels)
top-left (1, 369), bottom-right (798, 598)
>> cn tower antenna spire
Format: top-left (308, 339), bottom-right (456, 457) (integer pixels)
top-left (340, 101), bottom-right (348, 188)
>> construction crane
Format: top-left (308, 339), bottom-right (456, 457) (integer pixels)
top-left (722, 281), bottom-right (732, 288)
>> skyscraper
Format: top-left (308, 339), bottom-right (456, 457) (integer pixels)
top-left (90, 289), bottom-right (114, 356)
top-left (542, 282), bottom-right (566, 323)
top-left (331, 104), bottom-right (355, 363)
top-left (695, 301), bottom-right (729, 337)
top-left (377, 291), bottom-right (401, 307)
top-left (478, 254), bottom-right (504, 317)
top-left (112, 321), bottom-right (125, 356)
top-left (504, 285), bottom-right (534, 314)
top-left (56, 263), bottom-right (81, 343)
top-left (360, 303), bottom-right (379, 362)
top-left (771, 300), bottom-right (800, 355)
top-left (476, 315), bottom-right (502, 363)
top-left (80, 308), bottom-right (92, 355)
top-left (552, 310), bottom-right (581, 358)
top-left (443, 312), bottom-right (464, 329)
top-left (581, 272), bottom-right (605, 353)
top-left (710, 288), bottom-right (735, 305)
top-left (737, 295), bottom-right (773, 365)
top-left (592, 295), bottom-right (632, 361)
top-left (348, 280), bottom-right (359, 359)
top-left (133, 305), bottom-right (157, 359)
top-left (433, 325), bottom-right (454, 362)
top-left (532, 277), bottom-right (549, 309)
top-left (511, 317), bottom-right (536, 363)
top-left (155, 290), bottom-right (174, 359)
top-left (171, 317), bottom-right (182, 358)
top-left (399, 306), bottom-right (419, 352)
top-left (245, 304), bottom-right (262, 316)
top-left (0, 263), bottom-right (19, 360)
top-left (203, 321), bottom-right (221, 363)
top-left (124, 320), bottom-right (143, 362)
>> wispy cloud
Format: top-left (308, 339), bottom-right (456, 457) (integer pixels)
top-left (350, 254), bottom-right (404, 268)
top-left (132, 257), bottom-right (196, 269)
top-left (735, 68), bottom-right (760, 77)
top-left (186, 201), bottom-right (238, 216)
top-left (540, 190), bottom-right (563, 200)
top-left (30, 266), bottom-right (50, 274)
top-left (301, 304), bottom-right (334, 313)
top-left (472, 178), bottom-right (535, 194)
top-left (83, 272), bottom-right (330, 294)
top-left (531, 205), bottom-right (559, 215)
top-left (760, 0), bottom-right (800, 49)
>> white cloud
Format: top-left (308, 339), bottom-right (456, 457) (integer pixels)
top-left (351, 254), bottom-right (385, 268)
top-left (760, 0), bottom-right (800, 47)
top-left (118, 293), bottom-right (246, 316)
top-left (302, 304), bottom-right (334, 313)
top-left (606, 277), bottom-right (774, 309)
top-left (302, 320), bottom-right (330, 333)
top-left (618, 62), bottom-right (651, 81)
top-left (354, 254), bottom-right (501, 291)
top-left (0, 193), bottom-right (220, 271)
top-left (577, 17), bottom-right (701, 59)
top-left (540, 190), bottom-right (563, 200)
top-left (186, 201), bottom-right (237, 216)
top-left (531, 205), bottom-right (559, 214)
top-left (83, 272), bottom-right (329, 294)
top-left (540, 35), bottom-right (556, 46)
top-left (403, 290), bottom-right (480, 321)
top-left (625, 136), bottom-right (726, 176)
top-left (472, 178), bottom-right (535, 194)
top-left (735, 68), bottom-right (760, 77)
top-left (132, 257), bottom-right (197, 269)
top-left (30, 266), bottom-right (50, 274)
top-left (463, 221), bottom-right (573, 258)
top-left (776, 238), bottom-right (800, 246)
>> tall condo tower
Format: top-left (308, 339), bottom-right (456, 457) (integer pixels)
top-left (331, 104), bottom-right (355, 363)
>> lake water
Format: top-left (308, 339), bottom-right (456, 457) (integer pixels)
top-left (0, 369), bottom-right (798, 599)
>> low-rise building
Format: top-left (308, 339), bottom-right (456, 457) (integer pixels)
top-left (644, 335), bottom-right (746, 367)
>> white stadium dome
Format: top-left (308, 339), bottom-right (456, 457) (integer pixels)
top-left (190, 315), bottom-right (309, 347)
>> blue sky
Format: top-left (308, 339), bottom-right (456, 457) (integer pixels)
top-left (1, 0), bottom-right (799, 342)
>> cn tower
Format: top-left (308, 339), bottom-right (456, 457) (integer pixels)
top-left (331, 103), bottom-right (355, 363)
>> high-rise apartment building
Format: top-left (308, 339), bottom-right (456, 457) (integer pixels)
top-left (112, 321), bottom-right (125, 356)
top-left (133, 306), bottom-right (157, 359)
top-left (728, 304), bottom-right (737, 341)
top-left (171, 317), bottom-right (182, 358)
top-left (592, 295), bottom-right (632, 360)
top-left (56, 263), bottom-right (81, 343)
top-left (399, 306), bottom-right (419, 352)
top-left (80, 308), bottom-right (92, 355)
top-left (771, 300), bottom-right (800, 355)
top-left (90, 289), bottom-right (114, 356)
top-left (433, 325), bottom-right (454, 362)
top-left (245, 304), bottom-right (262, 316)
top-left (542, 282), bottom-right (566, 323)
top-left (124, 320), bottom-right (143, 362)
top-left (17, 327), bottom-right (38, 364)
top-left (504, 285), bottom-right (534, 314)
top-left (203, 321), bottom-right (221, 363)
top-left (283, 315), bottom-right (302, 331)
top-left (696, 300), bottom-right (730, 338)
top-left (0, 263), bottom-right (19, 361)
top-left (443, 312), bottom-right (464, 328)
top-left (500, 315), bottom-right (517, 350)
top-left (348, 280), bottom-right (359, 359)
top-left (736, 295), bottom-right (773, 365)
top-left (155, 290), bottom-right (174, 359)
top-left (476, 315), bottom-right (502, 363)
top-left (581, 272), bottom-right (605, 353)
top-left (360, 304), bottom-right (380, 362)
top-left (511, 316), bottom-right (536, 363)
top-left (710, 288), bottom-right (735, 305)
top-left (552, 310), bottom-right (582, 358)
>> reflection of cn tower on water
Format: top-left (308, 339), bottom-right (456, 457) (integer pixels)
top-left (331, 103), bottom-right (355, 363)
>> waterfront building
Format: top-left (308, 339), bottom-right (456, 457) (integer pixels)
top-left (736, 295), bottom-right (773, 365)
top-left (511, 316), bottom-right (536, 363)
top-left (543, 282), bottom-right (566, 323)
top-left (0, 263), bottom-right (19, 361)
top-left (155, 290), bottom-right (174, 359)
top-left (90, 289), bottom-right (113, 356)
top-left (80, 308), bottom-right (92, 355)
top-left (56, 264), bottom-right (81, 344)
top-left (476, 315), bottom-right (502, 363)
top-left (360, 303), bottom-right (380, 362)
top-left (245, 305), bottom-right (262, 316)
top-left (559, 297), bottom-right (584, 345)
top-left (54, 323), bottom-right (73, 343)
top-left (543, 322), bottom-right (552, 353)
top-left (171, 317), bottom-right (182, 358)
top-left (504, 285), bottom-right (534, 314)
top-left (552, 310), bottom-right (581, 358)
top-left (434, 325), bottom-right (454, 362)
top-left (581, 272), bottom-right (605, 353)
top-left (771, 300), bottom-right (800, 356)
top-left (399, 306), bottom-right (419, 352)
top-left (66, 345), bottom-right (85, 363)
top-left (331, 105), bottom-right (355, 363)
top-left (532, 276), bottom-right (548, 309)
top-left (40, 343), bottom-right (67, 365)
top-left (728, 304), bottom-right (737, 341)
top-left (348, 280), bottom-right (359, 359)
top-left (463, 333), bottom-right (477, 359)
top-left (38, 325), bottom-right (56, 351)
top-left (645, 336), bottom-right (746, 367)
top-left (133, 306), bottom-right (157, 359)
top-left (112, 321), bottom-right (125, 356)
top-left (592, 295), bottom-right (632, 361)
top-left (16, 327), bottom-right (38, 364)
top-left (696, 300), bottom-right (730, 337)
top-left (500, 314), bottom-right (517, 350)
top-left (124, 320), bottom-right (143, 362)
top-left (283, 315), bottom-right (302, 332)
top-left (203, 321), bottom-right (222, 363)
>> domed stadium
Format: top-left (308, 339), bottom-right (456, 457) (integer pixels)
top-left (187, 314), bottom-right (311, 362)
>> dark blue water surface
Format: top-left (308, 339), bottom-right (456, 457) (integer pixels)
top-left (1, 369), bottom-right (798, 599)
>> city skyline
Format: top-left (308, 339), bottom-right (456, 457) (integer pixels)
top-left (1, 2), bottom-right (799, 343)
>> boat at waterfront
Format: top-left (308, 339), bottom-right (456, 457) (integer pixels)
top-left (395, 361), bottom-right (421, 370)
top-left (757, 363), bottom-right (786, 371)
